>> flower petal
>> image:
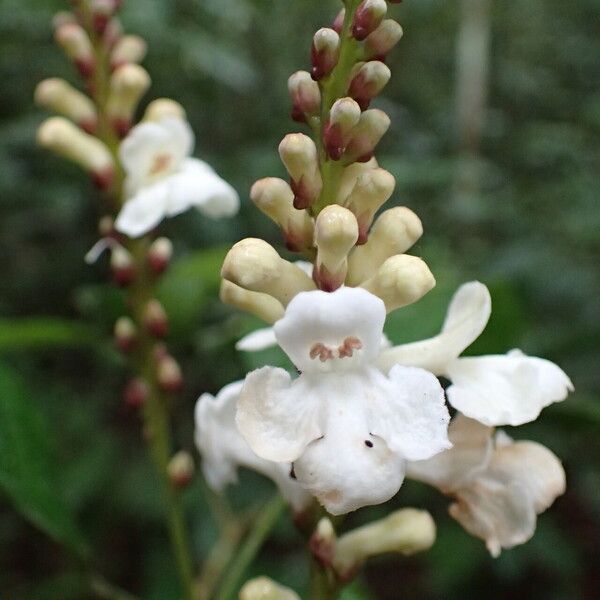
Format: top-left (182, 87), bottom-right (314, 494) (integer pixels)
top-left (274, 287), bottom-right (386, 373)
top-left (114, 181), bottom-right (170, 238)
top-left (236, 367), bottom-right (323, 462)
top-left (236, 327), bottom-right (277, 352)
top-left (377, 281), bottom-right (491, 375)
top-left (446, 353), bottom-right (573, 426)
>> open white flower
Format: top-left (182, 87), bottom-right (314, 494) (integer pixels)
top-left (195, 381), bottom-right (312, 512)
top-left (236, 287), bottom-right (451, 515)
top-left (407, 415), bottom-right (566, 556)
top-left (378, 282), bottom-right (573, 426)
top-left (115, 116), bottom-right (239, 237)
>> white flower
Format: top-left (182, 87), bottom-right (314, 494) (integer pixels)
top-left (115, 117), bottom-right (239, 237)
top-left (236, 287), bottom-right (451, 516)
top-left (194, 380), bottom-right (312, 512)
top-left (378, 282), bottom-right (573, 426)
top-left (407, 415), bottom-right (566, 556)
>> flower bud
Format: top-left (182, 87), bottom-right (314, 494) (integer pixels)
top-left (221, 238), bottom-right (315, 306)
top-left (347, 207), bottom-right (422, 285)
top-left (288, 71), bottom-right (321, 123)
top-left (311, 28), bottom-right (340, 81)
top-left (143, 98), bottom-right (186, 122)
top-left (54, 22), bottom-right (94, 77)
top-left (103, 17), bottom-right (123, 49)
top-left (99, 215), bottom-right (115, 237)
top-left (345, 109), bottom-right (390, 163)
top-left (110, 34), bottom-right (148, 69)
top-left (143, 299), bottom-right (169, 337)
top-left (309, 517), bottom-right (336, 568)
top-left (348, 61), bottom-right (391, 109)
top-left (220, 281), bottom-right (285, 324)
top-left (352, 0), bottom-right (387, 41)
top-left (324, 97), bottom-right (361, 160)
top-left (239, 577), bottom-right (300, 600)
top-left (147, 237), bottom-right (173, 274)
top-left (336, 158), bottom-right (379, 204)
top-left (314, 206), bottom-right (359, 291)
top-left (364, 19), bottom-right (403, 60)
top-left (34, 78), bottom-right (97, 133)
top-left (278, 133), bottom-right (322, 210)
top-left (360, 254), bottom-right (436, 312)
top-left (114, 316), bottom-right (137, 352)
top-left (37, 117), bottom-right (115, 189)
top-left (52, 11), bottom-right (77, 29)
top-left (123, 377), bottom-right (148, 408)
top-left (106, 64), bottom-right (151, 136)
top-left (157, 355), bottom-right (183, 393)
top-left (167, 451), bottom-right (195, 488)
top-left (343, 167), bottom-right (395, 243)
top-left (110, 245), bottom-right (135, 286)
top-left (333, 509), bottom-right (436, 580)
top-left (250, 178), bottom-right (314, 252)
top-left (332, 8), bottom-right (346, 33)
top-left (90, 0), bottom-right (117, 34)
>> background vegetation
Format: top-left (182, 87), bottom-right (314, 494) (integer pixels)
top-left (0, 0), bottom-right (599, 598)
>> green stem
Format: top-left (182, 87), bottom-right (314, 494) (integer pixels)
top-left (216, 495), bottom-right (286, 600)
top-left (309, 559), bottom-right (340, 600)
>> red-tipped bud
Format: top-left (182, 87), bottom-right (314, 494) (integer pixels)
top-left (352, 0), bottom-right (387, 41)
top-left (324, 97), bottom-right (361, 160)
top-left (54, 22), bottom-right (94, 78)
top-left (110, 34), bottom-right (147, 69)
top-left (348, 61), bottom-right (391, 109)
top-left (98, 215), bottom-right (115, 237)
top-left (311, 28), bottom-right (340, 81)
top-left (90, 0), bottom-right (117, 35)
top-left (123, 377), bottom-right (148, 408)
top-left (147, 237), bottom-right (173, 274)
top-left (288, 71), bottom-right (321, 123)
top-left (110, 245), bottom-right (135, 286)
top-left (143, 299), bottom-right (169, 338)
top-left (332, 8), bottom-right (346, 33)
top-left (364, 19), bottom-right (403, 60)
top-left (345, 109), bottom-right (390, 162)
top-left (167, 451), bottom-right (195, 488)
top-left (114, 316), bottom-right (137, 352)
top-left (157, 355), bottom-right (183, 393)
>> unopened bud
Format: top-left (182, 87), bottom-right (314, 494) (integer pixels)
top-left (103, 17), bottom-right (123, 48)
top-left (111, 34), bottom-right (148, 69)
top-left (364, 19), bottom-right (403, 60)
top-left (90, 0), bottom-right (117, 34)
top-left (349, 61), bottom-right (391, 109)
top-left (336, 158), bottom-right (379, 203)
top-left (314, 206), bottom-right (359, 291)
top-left (310, 518), bottom-right (336, 567)
top-left (54, 23), bottom-right (94, 77)
top-left (288, 71), bottom-right (321, 123)
top-left (343, 167), bottom-right (395, 243)
top-left (352, 0), bottom-right (387, 41)
top-left (333, 509), bottom-right (436, 581)
top-left (278, 133), bottom-right (322, 210)
top-left (221, 238), bottom-right (315, 306)
top-left (345, 109), bottom-right (390, 163)
top-left (220, 280), bottom-right (285, 324)
top-left (347, 207), bottom-right (423, 285)
top-left (37, 117), bottom-right (114, 189)
top-left (106, 64), bottom-right (151, 136)
top-left (114, 316), bottom-right (137, 352)
top-left (239, 577), bottom-right (300, 600)
top-left (158, 355), bottom-right (183, 392)
top-left (143, 98), bottom-right (186, 122)
top-left (167, 451), bottom-right (195, 488)
top-left (311, 28), bottom-right (340, 81)
top-left (34, 78), bottom-right (97, 133)
top-left (99, 215), bottom-right (115, 237)
top-left (250, 178), bottom-right (314, 252)
top-left (52, 11), bottom-right (77, 29)
top-left (332, 8), bottom-right (346, 33)
top-left (147, 237), bottom-right (173, 274)
top-left (324, 97), bottom-right (361, 160)
top-left (110, 245), bottom-right (135, 286)
top-left (143, 299), bottom-right (169, 337)
top-left (123, 377), bottom-right (148, 408)
top-left (360, 254), bottom-right (436, 312)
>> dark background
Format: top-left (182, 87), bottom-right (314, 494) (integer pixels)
top-left (0, 0), bottom-right (599, 598)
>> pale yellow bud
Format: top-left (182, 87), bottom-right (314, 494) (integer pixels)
top-left (336, 158), bottom-right (378, 204)
top-left (54, 23), bottom-right (94, 76)
top-left (314, 206), bottom-right (359, 291)
top-left (360, 254), bottom-right (436, 312)
top-left (143, 98), bottom-right (186, 122)
top-left (239, 577), bottom-right (300, 600)
top-left (345, 109), bottom-right (390, 162)
top-left (311, 28), bottom-right (340, 80)
top-left (348, 61), bottom-right (391, 109)
top-left (219, 280), bottom-right (285, 324)
top-left (167, 451), bottom-right (195, 487)
top-left (250, 178), bottom-right (314, 252)
top-left (37, 117), bottom-right (114, 185)
top-left (52, 11), bottom-right (77, 29)
top-left (110, 34), bottom-right (148, 68)
top-left (347, 207), bottom-right (423, 285)
top-left (34, 78), bottom-right (97, 132)
top-left (106, 64), bottom-right (151, 133)
top-left (158, 356), bottom-right (183, 392)
top-left (288, 71), bottom-right (321, 120)
top-left (333, 509), bottom-right (436, 578)
top-left (221, 238), bottom-right (315, 306)
top-left (365, 19), bottom-right (404, 59)
top-left (324, 98), bottom-right (362, 160)
top-left (309, 517), bottom-right (337, 566)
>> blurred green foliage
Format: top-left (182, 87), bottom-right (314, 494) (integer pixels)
top-left (0, 0), bottom-right (599, 598)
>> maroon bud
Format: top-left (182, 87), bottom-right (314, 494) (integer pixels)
top-left (323, 121), bottom-right (345, 161)
top-left (147, 237), bottom-right (173, 274)
top-left (352, 0), bottom-right (387, 42)
top-left (157, 355), bottom-right (183, 393)
top-left (143, 299), bottom-right (169, 338)
top-left (114, 316), bottom-right (137, 352)
top-left (123, 377), bottom-right (148, 408)
top-left (332, 8), bottom-right (345, 33)
top-left (111, 246), bottom-right (135, 286)
top-left (167, 451), bottom-right (195, 489)
top-left (310, 28), bottom-right (340, 81)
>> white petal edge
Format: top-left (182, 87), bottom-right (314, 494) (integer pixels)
top-left (236, 327), bottom-right (277, 352)
top-left (114, 181), bottom-right (170, 238)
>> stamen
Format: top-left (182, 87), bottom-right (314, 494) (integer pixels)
top-left (310, 342), bottom-right (335, 362)
top-left (338, 336), bottom-right (363, 358)
top-left (149, 152), bottom-right (172, 176)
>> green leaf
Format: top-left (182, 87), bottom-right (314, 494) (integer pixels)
top-left (0, 363), bottom-right (87, 554)
top-left (0, 318), bottom-right (95, 352)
